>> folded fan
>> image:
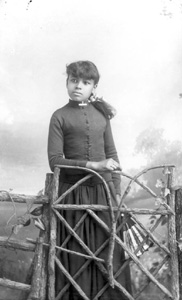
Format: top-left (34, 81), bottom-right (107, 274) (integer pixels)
top-left (123, 213), bottom-right (152, 259)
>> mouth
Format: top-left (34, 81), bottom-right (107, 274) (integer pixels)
top-left (73, 92), bottom-right (82, 96)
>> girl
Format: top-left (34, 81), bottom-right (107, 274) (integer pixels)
top-left (48, 61), bottom-right (131, 299)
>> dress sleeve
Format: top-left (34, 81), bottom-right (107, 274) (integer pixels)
top-left (47, 114), bottom-right (87, 172)
top-left (104, 120), bottom-right (121, 195)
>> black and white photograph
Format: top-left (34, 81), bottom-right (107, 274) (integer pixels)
top-left (0, 1), bottom-right (182, 299)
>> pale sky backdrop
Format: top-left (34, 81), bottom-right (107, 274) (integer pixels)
top-left (0, 0), bottom-right (182, 194)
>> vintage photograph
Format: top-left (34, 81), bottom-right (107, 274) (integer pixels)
top-left (0, 0), bottom-right (182, 299)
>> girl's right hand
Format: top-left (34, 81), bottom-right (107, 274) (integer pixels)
top-left (86, 158), bottom-right (122, 172)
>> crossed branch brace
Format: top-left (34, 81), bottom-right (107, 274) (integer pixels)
top-left (48, 165), bottom-right (175, 300)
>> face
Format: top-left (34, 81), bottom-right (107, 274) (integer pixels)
top-left (66, 75), bottom-right (97, 102)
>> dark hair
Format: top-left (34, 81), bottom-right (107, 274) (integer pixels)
top-left (66, 61), bottom-right (100, 85)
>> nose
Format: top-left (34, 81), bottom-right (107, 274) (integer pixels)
top-left (76, 80), bottom-right (82, 89)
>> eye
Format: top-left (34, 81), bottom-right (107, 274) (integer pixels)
top-left (83, 80), bottom-right (90, 85)
top-left (71, 78), bottom-right (77, 83)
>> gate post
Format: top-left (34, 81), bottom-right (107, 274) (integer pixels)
top-left (48, 167), bottom-right (60, 300)
top-left (167, 167), bottom-right (180, 300)
top-left (175, 188), bottom-right (182, 300)
top-left (39, 173), bottom-right (53, 300)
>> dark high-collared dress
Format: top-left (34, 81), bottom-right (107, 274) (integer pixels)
top-left (48, 99), bottom-right (131, 300)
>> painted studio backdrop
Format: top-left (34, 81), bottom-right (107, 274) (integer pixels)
top-left (0, 0), bottom-right (182, 195)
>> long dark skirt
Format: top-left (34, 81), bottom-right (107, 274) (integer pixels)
top-left (55, 179), bottom-right (132, 300)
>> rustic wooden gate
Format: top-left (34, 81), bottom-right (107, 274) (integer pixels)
top-left (0, 164), bottom-right (180, 300)
top-left (47, 164), bottom-right (179, 300)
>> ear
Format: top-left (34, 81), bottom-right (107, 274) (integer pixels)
top-left (92, 84), bottom-right (97, 94)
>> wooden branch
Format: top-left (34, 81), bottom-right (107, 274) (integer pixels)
top-left (54, 173), bottom-right (93, 205)
top-left (0, 166), bottom-right (178, 300)
top-left (94, 221), bottom-right (135, 298)
top-left (53, 208), bottom-right (123, 295)
top-left (53, 208), bottom-right (107, 269)
top-left (93, 218), bottom-right (171, 300)
top-left (114, 171), bottom-right (158, 198)
top-left (54, 207), bottom-right (172, 299)
top-left (0, 190), bottom-right (48, 204)
top-left (48, 167), bottom-right (60, 300)
top-left (56, 212), bottom-right (88, 257)
top-left (167, 168), bottom-right (180, 300)
top-left (122, 207), bottom-right (171, 256)
top-left (134, 255), bottom-right (169, 299)
top-left (56, 222), bottom-right (134, 300)
top-left (25, 252), bottom-right (36, 288)
top-left (55, 230), bottom-right (134, 300)
top-left (87, 209), bottom-right (173, 299)
top-left (55, 256), bottom-right (89, 300)
top-left (92, 256), bottom-right (130, 300)
top-left (4, 190), bottom-right (17, 225)
top-left (115, 165), bottom-right (175, 222)
top-left (54, 165), bottom-right (116, 287)
top-left (53, 204), bottom-right (172, 215)
top-left (0, 278), bottom-right (31, 291)
top-left (26, 238), bottom-right (104, 262)
top-left (119, 165), bottom-right (175, 181)
top-left (27, 238), bottom-right (43, 300)
top-left (0, 236), bottom-right (35, 251)
top-left (175, 188), bottom-right (182, 300)
top-left (56, 238), bottom-right (109, 299)
top-left (117, 170), bottom-right (175, 216)
top-left (38, 173), bottom-right (52, 300)
top-left (53, 165), bottom-right (175, 289)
